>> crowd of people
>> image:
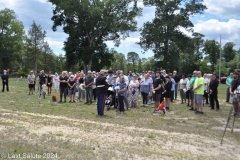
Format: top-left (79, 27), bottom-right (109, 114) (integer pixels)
top-left (2, 68), bottom-right (240, 117)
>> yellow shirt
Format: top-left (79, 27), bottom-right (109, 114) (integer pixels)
top-left (194, 77), bottom-right (204, 95)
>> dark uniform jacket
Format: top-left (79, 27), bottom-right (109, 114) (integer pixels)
top-left (209, 79), bottom-right (219, 94)
top-left (1, 73), bottom-right (9, 82)
top-left (96, 75), bottom-right (108, 95)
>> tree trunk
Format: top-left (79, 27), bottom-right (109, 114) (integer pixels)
top-left (87, 57), bottom-right (92, 72)
top-left (83, 65), bottom-right (87, 74)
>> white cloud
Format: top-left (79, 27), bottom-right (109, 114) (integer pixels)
top-left (194, 19), bottom-right (240, 48)
top-left (204, 0), bottom-right (240, 18)
top-left (38, 0), bottom-right (48, 3)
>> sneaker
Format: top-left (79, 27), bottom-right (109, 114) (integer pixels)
top-left (199, 112), bottom-right (204, 114)
top-left (189, 107), bottom-right (194, 111)
top-left (163, 108), bottom-right (166, 115)
top-left (58, 101), bottom-right (62, 103)
top-left (195, 111), bottom-right (200, 114)
top-left (84, 102), bottom-right (89, 104)
top-left (72, 100), bottom-right (76, 103)
top-left (69, 100), bottom-right (72, 103)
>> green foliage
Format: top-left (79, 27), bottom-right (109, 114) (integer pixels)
top-left (49, 0), bottom-right (142, 72)
top-left (111, 51), bottom-right (127, 73)
top-left (222, 42), bottom-right (236, 62)
top-left (214, 60), bottom-right (229, 76)
top-left (139, 0), bottom-right (207, 71)
top-left (0, 8), bottom-right (25, 72)
top-left (127, 52), bottom-right (139, 72)
top-left (203, 40), bottom-right (220, 72)
top-left (25, 21), bottom-right (46, 74)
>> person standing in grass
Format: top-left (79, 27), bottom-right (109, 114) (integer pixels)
top-left (209, 73), bottom-right (220, 110)
top-left (179, 74), bottom-right (187, 104)
top-left (118, 76), bottom-right (127, 113)
top-left (47, 72), bottom-right (53, 95)
top-left (84, 71), bottom-right (94, 105)
top-left (173, 70), bottom-right (180, 100)
top-left (27, 71), bottom-right (35, 95)
top-left (186, 74), bottom-right (192, 107)
top-left (96, 70), bottom-right (108, 116)
top-left (229, 72), bottom-right (240, 117)
top-left (189, 71), bottom-right (197, 111)
top-left (128, 74), bottom-right (140, 108)
top-left (203, 74), bottom-right (209, 105)
top-left (78, 72), bottom-right (85, 102)
top-left (152, 71), bottom-right (163, 109)
top-left (168, 73), bottom-right (176, 102)
top-left (58, 71), bottom-right (69, 103)
top-left (53, 73), bottom-right (60, 91)
top-left (226, 72), bottom-right (234, 103)
top-left (193, 71), bottom-right (204, 114)
top-left (140, 74), bottom-right (152, 106)
top-left (164, 76), bottom-right (172, 111)
top-left (38, 70), bottom-right (47, 91)
top-left (68, 75), bottom-right (76, 103)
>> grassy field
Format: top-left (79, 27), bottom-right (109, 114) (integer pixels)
top-left (0, 79), bottom-right (240, 160)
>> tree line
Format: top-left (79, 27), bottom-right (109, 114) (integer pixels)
top-left (0, 8), bottom-right (65, 76)
top-left (1, 0), bottom-right (240, 76)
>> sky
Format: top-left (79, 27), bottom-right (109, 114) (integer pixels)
top-left (0, 0), bottom-right (240, 58)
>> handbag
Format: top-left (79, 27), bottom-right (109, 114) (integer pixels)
top-left (132, 89), bottom-right (136, 95)
top-left (74, 86), bottom-right (78, 92)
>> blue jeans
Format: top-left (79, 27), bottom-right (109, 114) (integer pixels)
top-left (174, 84), bottom-right (178, 99)
top-left (141, 92), bottom-right (148, 104)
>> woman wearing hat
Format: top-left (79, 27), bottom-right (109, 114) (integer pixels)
top-left (68, 75), bottom-right (76, 102)
top-left (27, 71), bottom-right (35, 95)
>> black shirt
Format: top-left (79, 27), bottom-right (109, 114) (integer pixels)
top-left (153, 78), bottom-right (163, 94)
top-left (96, 75), bottom-right (107, 95)
top-left (47, 75), bottom-right (52, 83)
top-left (231, 78), bottom-right (240, 92)
top-left (59, 76), bottom-right (69, 88)
top-left (1, 73), bottom-right (9, 82)
top-left (160, 75), bottom-right (166, 83)
top-left (79, 78), bottom-right (84, 84)
top-left (39, 74), bottom-right (47, 85)
top-left (173, 75), bottom-right (180, 83)
top-left (68, 80), bottom-right (76, 89)
top-left (209, 79), bottom-right (219, 94)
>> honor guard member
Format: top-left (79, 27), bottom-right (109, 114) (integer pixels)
top-left (96, 70), bottom-right (108, 116)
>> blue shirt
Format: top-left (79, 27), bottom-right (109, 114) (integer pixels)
top-left (171, 78), bottom-right (176, 91)
top-left (140, 80), bottom-right (151, 93)
top-left (119, 82), bottom-right (127, 97)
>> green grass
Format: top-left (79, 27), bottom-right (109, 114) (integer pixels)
top-left (0, 79), bottom-right (240, 159)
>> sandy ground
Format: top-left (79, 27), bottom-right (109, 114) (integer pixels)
top-left (0, 108), bottom-right (240, 160)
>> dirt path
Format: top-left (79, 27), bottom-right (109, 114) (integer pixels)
top-left (0, 108), bottom-right (240, 160)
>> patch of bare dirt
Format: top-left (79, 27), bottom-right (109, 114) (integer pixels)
top-left (0, 108), bottom-right (240, 159)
